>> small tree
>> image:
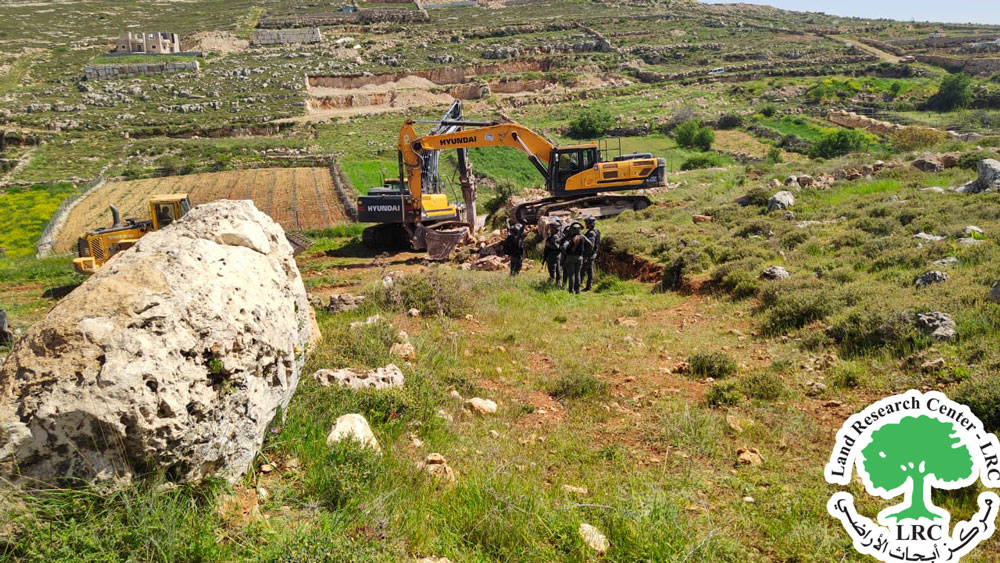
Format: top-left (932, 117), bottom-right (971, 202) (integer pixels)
top-left (693, 126), bottom-right (715, 151)
top-left (675, 119), bottom-right (715, 151)
top-left (808, 129), bottom-right (873, 159)
top-left (927, 72), bottom-right (973, 112)
top-left (567, 105), bottom-right (613, 139)
top-left (860, 415), bottom-right (974, 521)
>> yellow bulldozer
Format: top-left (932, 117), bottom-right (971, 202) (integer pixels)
top-left (73, 194), bottom-right (314, 275)
top-left (73, 194), bottom-right (191, 275)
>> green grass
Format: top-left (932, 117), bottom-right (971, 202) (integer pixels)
top-left (757, 116), bottom-right (835, 143)
top-left (0, 183), bottom-right (77, 257)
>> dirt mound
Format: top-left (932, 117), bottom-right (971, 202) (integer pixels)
top-left (185, 31), bottom-right (249, 54)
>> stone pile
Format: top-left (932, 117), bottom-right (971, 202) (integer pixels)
top-left (84, 61), bottom-right (199, 81)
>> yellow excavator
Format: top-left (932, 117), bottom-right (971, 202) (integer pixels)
top-left (357, 102), bottom-right (665, 252)
top-left (73, 194), bottom-right (191, 275)
top-left (74, 194), bottom-right (313, 275)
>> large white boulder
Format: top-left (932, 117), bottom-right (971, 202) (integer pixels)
top-left (0, 200), bottom-right (310, 484)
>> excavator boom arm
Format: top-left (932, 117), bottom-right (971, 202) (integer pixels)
top-left (399, 121), bottom-right (560, 204)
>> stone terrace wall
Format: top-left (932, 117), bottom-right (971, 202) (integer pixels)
top-left (84, 61), bottom-right (199, 81)
top-left (251, 28), bottom-right (323, 46)
top-left (916, 54), bottom-right (1000, 76)
top-left (258, 8), bottom-right (427, 28)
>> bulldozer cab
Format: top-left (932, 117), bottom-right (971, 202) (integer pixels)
top-left (150, 194), bottom-right (191, 230)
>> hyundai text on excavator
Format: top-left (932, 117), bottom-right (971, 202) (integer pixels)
top-left (356, 102), bottom-right (666, 254)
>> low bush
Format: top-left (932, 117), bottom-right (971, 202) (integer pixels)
top-left (739, 372), bottom-right (787, 401)
top-left (826, 308), bottom-right (928, 358)
top-left (958, 150), bottom-right (998, 170)
top-left (891, 127), bottom-right (947, 152)
top-left (717, 113), bottom-right (744, 130)
top-left (711, 259), bottom-right (761, 299)
top-left (680, 153), bottom-right (727, 170)
top-left (766, 146), bottom-right (783, 164)
top-left (758, 279), bottom-right (840, 335)
top-left (808, 129), bottom-right (874, 159)
top-left (674, 119), bottom-right (715, 151)
top-left (688, 352), bottom-right (738, 379)
top-left (760, 104), bottom-right (778, 118)
top-left (373, 271), bottom-right (473, 318)
top-left (954, 377), bottom-right (1000, 432)
top-left (549, 372), bottom-right (607, 400)
top-left (705, 380), bottom-right (742, 407)
top-left (306, 440), bottom-right (381, 509)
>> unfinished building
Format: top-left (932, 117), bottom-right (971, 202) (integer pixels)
top-left (114, 32), bottom-right (181, 54)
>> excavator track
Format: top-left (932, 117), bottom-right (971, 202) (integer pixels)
top-left (513, 194), bottom-right (652, 226)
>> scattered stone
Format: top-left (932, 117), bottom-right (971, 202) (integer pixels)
top-left (325, 293), bottom-right (366, 313)
top-left (349, 315), bottom-right (385, 329)
top-left (797, 174), bottom-right (814, 188)
top-left (784, 211), bottom-right (796, 221)
top-left (725, 415), bottom-right (745, 433)
top-left (921, 358), bottom-right (947, 372)
top-left (767, 191), bottom-right (795, 212)
top-left (965, 226), bottom-right (984, 237)
top-left (990, 280), bottom-right (1000, 305)
top-left (465, 398), bottom-right (498, 415)
top-left (913, 232), bottom-right (945, 242)
top-left (912, 157), bottom-right (944, 173)
top-left (390, 341), bottom-right (416, 361)
top-left (616, 317), bottom-right (639, 327)
top-left (916, 312), bottom-right (957, 341)
top-left (436, 409), bottom-right (454, 423)
top-left (408, 308), bottom-right (421, 317)
top-left (784, 175), bottom-right (798, 186)
top-left (448, 389), bottom-right (463, 400)
top-left (326, 413), bottom-right (380, 453)
top-left (578, 523), bottom-right (609, 554)
top-left (0, 201), bottom-right (310, 484)
top-left (759, 266), bottom-right (790, 281)
top-left (419, 453), bottom-right (455, 482)
top-left (692, 214), bottom-right (713, 223)
top-left (260, 463), bottom-right (275, 473)
top-left (805, 380), bottom-right (827, 397)
top-left (823, 400), bottom-right (844, 408)
top-left (736, 447), bottom-right (764, 466)
top-left (920, 186), bottom-right (945, 193)
top-left (915, 270), bottom-right (948, 288)
top-left (313, 364), bottom-right (404, 390)
top-left (958, 237), bottom-right (984, 245)
top-left (933, 257), bottom-right (958, 268)
top-left (562, 484), bottom-right (589, 495)
top-left (469, 255), bottom-right (506, 271)
top-left (770, 178), bottom-right (782, 188)
top-left (416, 558), bottom-right (453, 563)
top-left (743, 496), bottom-right (755, 503)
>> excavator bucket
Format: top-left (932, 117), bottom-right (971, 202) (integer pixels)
top-left (418, 224), bottom-right (468, 260)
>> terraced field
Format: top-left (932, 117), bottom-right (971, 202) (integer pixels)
top-left (53, 167), bottom-right (346, 253)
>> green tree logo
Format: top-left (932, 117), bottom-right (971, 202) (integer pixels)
top-left (860, 415), bottom-right (974, 522)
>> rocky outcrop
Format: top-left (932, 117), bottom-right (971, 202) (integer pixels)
top-left (767, 191), bottom-right (795, 212)
top-left (326, 414), bottom-right (380, 452)
top-left (0, 309), bottom-right (12, 346)
top-left (916, 312), bottom-right (957, 341)
top-left (956, 159), bottom-right (1000, 194)
top-left (313, 364), bottom-right (405, 390)
top-left (0, 200), bottom-right (310, 484)
top-left (915, 270), bottom-right (948, 288)
top-left (759, 266), bottom-right (790, 281)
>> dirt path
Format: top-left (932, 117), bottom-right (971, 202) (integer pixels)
top-left (832, 36), bottom-right (900, 63)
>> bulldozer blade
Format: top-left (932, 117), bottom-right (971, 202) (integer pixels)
top-left (284, 233), bottom-right (314, 257)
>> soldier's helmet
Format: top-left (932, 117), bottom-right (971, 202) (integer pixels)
top-left (584, 215), bottom-right (596, 227)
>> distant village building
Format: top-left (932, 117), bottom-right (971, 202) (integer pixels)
top-left (114, 32), bottom-right (180, 54)
top-left (929, 32), bottom-right (945, 39)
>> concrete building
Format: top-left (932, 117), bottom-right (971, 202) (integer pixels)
top-left (114, 32), bottom-right (180, 54)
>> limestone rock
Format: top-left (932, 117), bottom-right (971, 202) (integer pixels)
top-left (562, 484), bottom-right (589, 495)
top-left (313, 364), bottom-right (404, 390)
top-left (325, 293), bottom-right (366, 313)
top-left (759, 266), bottom-right (790, 281)
top-left (419, 453), bottom-right (455, 482)
top-left (736, 447), bottom-right (764, 466)
top-left (465, 398), bottom-right (497, 415)
top-left (326, 414), bottom-right (380, 453)
top-left (957, 159), bottom-right (1000, 193)
top-left (349, 315), bottom-right (385, 329)
top-left (933, 257), bottom-right (958, 268)
top-left (916, 312), bottom-right (957, 341)
top-left (965, 226), bottom-right (984, 237)
top-left (578, 523), bottom-right (609, 553)
top-left (913, 232), bottom-right (945, 242)
top-left (915, 270), bottom-right (948, 288)
top-left (469, 255), bottom-right (505, 271)
top-left (390, 341), bottom-right (416, 361)
top-left (0, 201), bottom-right (310, 484)
top-left (796, 174), bottom-right (814, 188)
top-left (767, 191), bottom-right (795, 212)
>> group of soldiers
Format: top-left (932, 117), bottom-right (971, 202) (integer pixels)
top-left (503, 216), bottom-right (601, 293)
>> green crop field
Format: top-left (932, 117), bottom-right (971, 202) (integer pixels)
top-left (0, 183), bottom-right (77, 258)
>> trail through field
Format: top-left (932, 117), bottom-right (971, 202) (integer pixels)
top-left (832, 36), bottom-right (901, 63)
top-left (52, 167), bottom-right (347, 253)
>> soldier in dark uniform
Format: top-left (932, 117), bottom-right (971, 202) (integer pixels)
top-left (543, 218), bottom-right (564, 285)
top-left (582, 215), bottom-right (601, 292)
top-left (504, 223), bottom-right (525, 277)
top-left (560, 221), bottom-right (575, 289)
top-left (562, 221), bottom-right (592, 294)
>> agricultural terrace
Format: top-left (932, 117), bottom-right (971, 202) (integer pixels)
top-left (52, 168), bottom-right (347, 253)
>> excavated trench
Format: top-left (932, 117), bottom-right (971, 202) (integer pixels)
top-left (306, 60), bottom-right (555, 112)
